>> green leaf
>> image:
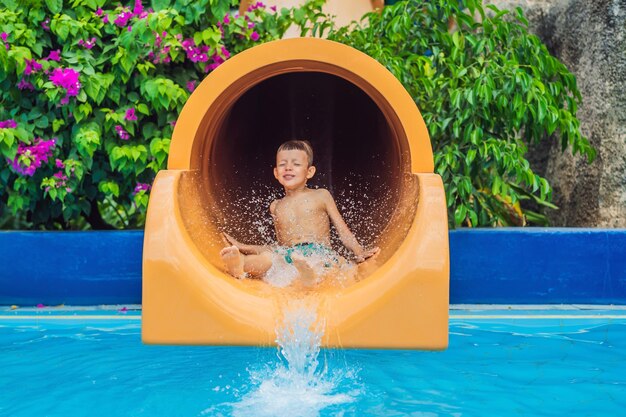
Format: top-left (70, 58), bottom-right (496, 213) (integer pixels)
top-left (52, 19), bottom-right (70, 41)
top-left (35, 116), bottom-right (49, 129)
top-left (454, 205), bottom-right (467, 225)
top-left (45, 0), bottom-right (63, 14)
top-left (73, 124), bottom-right (101, 158)
top-left (137, 103), bottom-right (150, 115)
top-left (98, 180), bottom-right (120, 197)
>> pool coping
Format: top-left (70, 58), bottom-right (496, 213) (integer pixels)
top-left (2, 304), bottom-right (626, 321)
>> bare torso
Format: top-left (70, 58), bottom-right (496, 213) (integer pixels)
top-left (271, 188), bottom-right (331, 246)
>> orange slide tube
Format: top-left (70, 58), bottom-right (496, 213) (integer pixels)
top-left (142, 38), bottom-right (449, 350)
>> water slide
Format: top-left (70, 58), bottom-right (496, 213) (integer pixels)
top-left (142, 38), bottom-right (449, 350)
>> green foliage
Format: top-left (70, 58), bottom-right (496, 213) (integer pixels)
top-left (323, 0), bottom-right (595, 227)
top-left (0, 0), bottom-right (294, 229)
top-left (0, 0), bottom-right (595, 230)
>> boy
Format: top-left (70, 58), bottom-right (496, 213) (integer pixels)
top-left (220, 140), bottom-right (379, 284)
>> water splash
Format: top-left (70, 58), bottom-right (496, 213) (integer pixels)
top-left (227, 299), bottom-right (361, 417)
top-left (275, 300), bottom-right (324, 377)
top-left (215, 175), bottom-right (397, 252)
top-left (263, 250), bottom-right (357, 288)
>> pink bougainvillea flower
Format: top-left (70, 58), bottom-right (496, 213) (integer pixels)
top-left (55, 158), bottom-right (65, 169)
top-left (17, 79), bottom-right (34, 90)
top-left (154, 31), bottom-right (164, 47)
top-left (186, 80), bottom-right (197, 93)
top-left (103, 14), bottom-right (110, 24)
top-left (223, 48), bottom-right (231, 61)
top-left (271, 5), bottom-right (277, 11)
top-left (250, 31), bottom-right (260, 41)
top-left (248, 22), bottom-right (255, 29)
top-left (0, 119), bottom-right (17, 129)
top-left (133, 0), bottom-right (144, 16)
top-left (190, 45), bottom-right (208, 62)
top-left (223, 14), bottom-right (231, 24)
top-left (7, 138), bottom-right (56, 176)
top-left (181, 38), bottom-right (209, 63)
top-left (181, 38), bottom-right (193, 50)
top-left (46, 49), bottom-right (61, 61)
top-left (95, 8), bottom-right (103, 16)
top-left (49, 67), bottom-right (81, 105)
top-left (133, 182), bottom-right (151, 195)
top-left (247, 1), bottom-right (266, 11)
top-left (148, 41), bottom-right (172, 64)
top-left (53, 171), bottom-right (68, 187)
top-left (114, 10), bottom-right (133, 27)
top-left (24, 59), bottom-right (43, 76)
top-left (125, 108), bottom-right (137, 121)
top-left (78, 38), bottom-right (97, 49)
top-left (115, 125), bottom-right (130, 140)
top-left (41, 19), bottom-right (50, 31)
top-left (0, 32), bottom-right (7, 42)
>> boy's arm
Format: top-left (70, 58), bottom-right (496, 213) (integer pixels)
top-left (221, 201), bottom-right (278, 255)
top-left (222, 233), bottom-right (269, 255)
top-left (321, 190), bottom-right (379, 262)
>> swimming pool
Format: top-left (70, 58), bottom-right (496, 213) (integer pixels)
top-left (2, 306), bottom-right (624, 416)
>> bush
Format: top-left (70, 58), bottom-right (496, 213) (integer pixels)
top-left (320, 0), bottom-right (595, 226)
top-left (0, 0), bottom-right (293, 229)
top-left (1, 0), bottom-right (594, 229)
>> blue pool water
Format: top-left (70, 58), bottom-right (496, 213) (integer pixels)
top-left (1, 307), bottom-right (625, 416)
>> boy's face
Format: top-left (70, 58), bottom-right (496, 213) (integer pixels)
top-left (274, 149), bottom-right (315, 190)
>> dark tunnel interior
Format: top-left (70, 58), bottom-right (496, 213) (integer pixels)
top-left (201, 72), bottom-right (408, 257)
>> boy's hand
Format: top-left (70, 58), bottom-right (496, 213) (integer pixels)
top-left (222, 232), bottom-right (240, 248)
top-left (355, 247), bottom-right (380, 263)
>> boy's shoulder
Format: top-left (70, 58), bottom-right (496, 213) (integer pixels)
top-left (307, 187), bottom-right (330, 195)
top-left (270, 188), bottom-right (332, 209)
top-left (269, 198), bottom-right (279, 214)
top-left (310, 187), bottom-right (333, 201)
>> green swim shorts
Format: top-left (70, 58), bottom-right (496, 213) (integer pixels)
top-left (280, 242), bottom-right (338, 267)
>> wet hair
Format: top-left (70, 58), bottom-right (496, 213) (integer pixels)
top-left (276, 140), bottom-right (314, 166)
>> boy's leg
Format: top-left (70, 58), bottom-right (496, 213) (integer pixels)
top-left (220, 246), bottom-right (272, 278)
top-left (290, 253), bottom-right (316, 286)
top-left (242, 251), bottom-right (273, 277)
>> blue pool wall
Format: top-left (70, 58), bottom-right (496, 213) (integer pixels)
top-left (0, 229), bottom-right (625, 305)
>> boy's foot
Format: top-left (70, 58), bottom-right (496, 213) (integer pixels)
top-left (291, 254), bottom-right (317, 287)
top-left (220, 246), bottom-right (245, 278)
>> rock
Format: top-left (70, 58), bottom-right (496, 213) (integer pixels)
top-left (488, 0), bottom-right (626, 226)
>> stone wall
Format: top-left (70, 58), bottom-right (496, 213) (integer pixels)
top-left (489, 0), bottom-right (626, 227)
